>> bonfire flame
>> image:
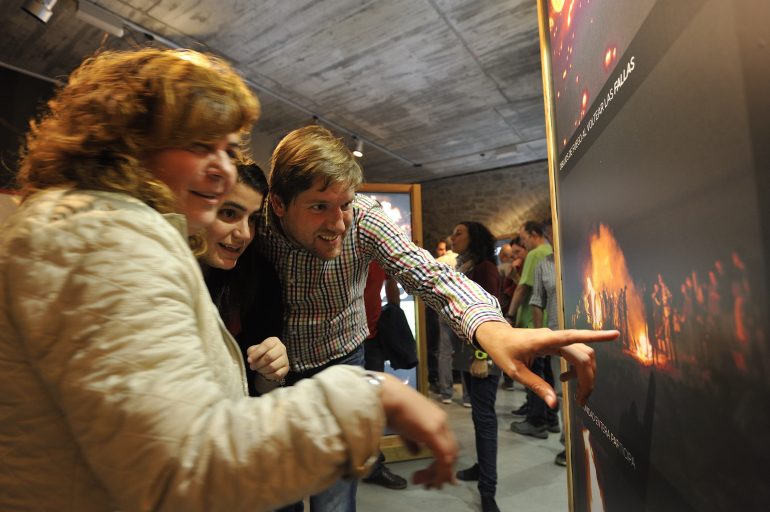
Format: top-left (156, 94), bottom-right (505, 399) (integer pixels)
top-left (574, 225), bottom-right (759, 374)
top-left (584, 224), bottom-right (654, 365)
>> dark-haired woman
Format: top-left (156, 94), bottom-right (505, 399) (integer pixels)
top-left (201, 163), bottom-right (306, 512)
top-left (450, 221), bottom-right (502, 512)
top-left (200, 162), bottom-right (289, 396)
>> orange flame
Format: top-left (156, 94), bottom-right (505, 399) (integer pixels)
top-left (584, 224), bottom-right (654, 365)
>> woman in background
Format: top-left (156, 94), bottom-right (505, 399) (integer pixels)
top-left (0, 47), bottom-right (457, 512)
top-left (450, 221), bottom-right (502, 512)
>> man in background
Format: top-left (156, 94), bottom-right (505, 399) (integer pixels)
top-left (436, 237), bottom-right (457, 268)
top-left (361, 261), bottom-right (409, 489)
top-left (500, 237), bottom-right (527, 391)
top-left (526, 253), bottom-right (564, 455)
top-left (428, 238), bottom-right (456, 390)
top-left (507, 221), bottom-right (557, 438)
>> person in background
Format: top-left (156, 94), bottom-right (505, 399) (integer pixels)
top-left (0, 48), bottom-right (459, 512)
top-left (529, 253), bottom-right (567, 465)
top-left (426, 241), bottom-right (446, 393)
top-left (508, 221), bottom-right (558, 438)
top-left (436, 236), bottom-right (458, 268)
top-left (435, 236), bottom-right (462, 400)
top-left (450, 221), bottom-right (503, 512)
top-left (542, 218), bottom-right (553, 245)
top-left (361, 260), bottom-right (409, 490)
top-left (436, 239), bottom-right (448, 257)
top-left (497, 243), bottom-right (514, 284)
top-left (496, 242), bottom-right (514, 329)
top-left (436, 235), bottom-right (467, 404)
top-left (500, 236), bottom-right (527, 391)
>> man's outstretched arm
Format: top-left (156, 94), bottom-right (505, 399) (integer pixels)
top-left (474, 321), bottom-right (618, 407)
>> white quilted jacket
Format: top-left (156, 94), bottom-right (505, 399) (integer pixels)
top-left (0, 189), bottom-right (384, 511)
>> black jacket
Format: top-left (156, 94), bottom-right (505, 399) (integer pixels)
top-left (377, 303), bottom-right (418, 370)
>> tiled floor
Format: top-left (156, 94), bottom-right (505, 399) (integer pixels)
top-left (357, 383), bottom-right (568, 511)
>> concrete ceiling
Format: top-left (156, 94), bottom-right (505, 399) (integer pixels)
top-left (1, 0), bottom-right (547, 183)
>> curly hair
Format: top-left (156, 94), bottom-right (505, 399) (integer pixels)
top-left (270, 124), bottom-right (362, 204)
top-left (458, 221), bottom-right (497, 265)
top-left (18, 48), bottom-right (260, 214)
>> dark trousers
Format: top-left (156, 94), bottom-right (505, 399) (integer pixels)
top-left (464, 371), bottom-right (500, 497)
top-left (363, 336), bottom-right (385, 372)
top-left (526, 356), bottom-right (559, 426)
top-left (362, 337), bottom-right (392, 479)
top-left (425, 308), bottom-right (440, 385)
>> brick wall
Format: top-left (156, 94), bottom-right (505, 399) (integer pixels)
top-left (421, 160), bottom-right (552, 253)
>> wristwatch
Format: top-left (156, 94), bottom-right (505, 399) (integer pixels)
top-left (362, 371), bottom-right (385, 390)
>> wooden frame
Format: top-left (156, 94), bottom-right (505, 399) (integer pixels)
top-left (536, 0), bottom-right (575, 506)
top-left (358, 182), bottom-right (431, 462)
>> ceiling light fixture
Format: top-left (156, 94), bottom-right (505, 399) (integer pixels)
top-left (352, 136), bottom-right (364, 158)
top-left (22, 0), bottom-right (58, 23)
top-left (76, 0), bottom-right (125, 37)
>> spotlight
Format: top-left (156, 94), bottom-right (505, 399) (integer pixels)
top-left (352, 137), bottom-right (364, 158)
top-left (22, 0), bottom-right (58, 23)
top-left (76, 0), bottom-right (125, 37)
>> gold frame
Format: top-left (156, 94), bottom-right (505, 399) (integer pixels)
top-left (536, 0), bottom-right (576, 508)
top-left (358, 182), bottom-right (431, 462)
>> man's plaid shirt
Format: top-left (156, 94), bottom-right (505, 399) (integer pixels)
top-left (256, 193), bottom-right (504, 372)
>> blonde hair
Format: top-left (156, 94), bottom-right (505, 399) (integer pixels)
top-left (270, 125), bottom-right (362, 204)
top-left (19, 48), bottom-right (260, 215)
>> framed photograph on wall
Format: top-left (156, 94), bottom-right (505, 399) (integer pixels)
top-left (358, 182), bottom-right (431, 462)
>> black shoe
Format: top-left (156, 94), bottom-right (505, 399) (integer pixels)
top-left (481, 493), bottom-right (500, 512)
top-left (363, 465), bottom-right (408, 489)
top-left (510, 419), bottom-right (548, 439)
top-left (512, 403), bottom-right (530, 416)
top-left (456, 463), bottom-right (479, 481)
top-left (546, 419), bottom-right (561, 433)
top-left (555, 450), bottom-right (567, 466)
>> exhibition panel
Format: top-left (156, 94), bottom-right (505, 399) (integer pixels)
top-left (538, 0), bottom-right (770, 510)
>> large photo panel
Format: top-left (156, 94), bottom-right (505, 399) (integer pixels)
top-left (541, 0), bottom-right (770, 510)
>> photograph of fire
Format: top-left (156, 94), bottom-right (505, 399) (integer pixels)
top-left (572, 223), bottom-right (762, 378)
top-left (545, 0), bottom-right (770, 510)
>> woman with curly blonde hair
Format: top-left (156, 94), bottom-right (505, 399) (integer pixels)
top-left (0, 48), bottom-right (458, 511)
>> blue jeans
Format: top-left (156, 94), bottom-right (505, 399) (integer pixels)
top-left (464, 371), bottom-right (500, 497)
top-left (273, 478), bottom-right (358, 512)
top-left (309, 478), bottom-right (358, 512)
top-left (284, 345), bottom-right (365, 512)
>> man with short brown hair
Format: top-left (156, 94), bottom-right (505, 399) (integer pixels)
top-left (257, 126), bottom-right (616, 511)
